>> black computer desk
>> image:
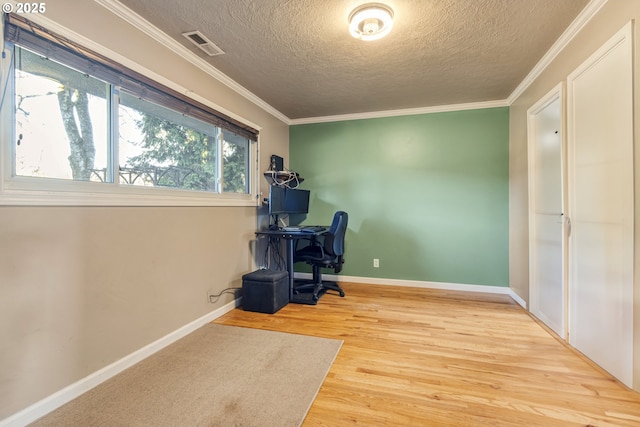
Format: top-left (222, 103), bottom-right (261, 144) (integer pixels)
top-left (255, 226), bottom-right (327, 303)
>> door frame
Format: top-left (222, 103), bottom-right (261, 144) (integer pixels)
top-left (527, 82), bottom-right (567, 339)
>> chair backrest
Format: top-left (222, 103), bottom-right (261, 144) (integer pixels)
top-left (324, 211), bottom-right (348, 257)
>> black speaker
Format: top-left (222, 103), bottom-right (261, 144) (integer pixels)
top-left (270, 154), bottom-right (284, 172)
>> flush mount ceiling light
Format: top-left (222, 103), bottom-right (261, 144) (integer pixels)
top-left (348, 3), bottom-right (394, 41)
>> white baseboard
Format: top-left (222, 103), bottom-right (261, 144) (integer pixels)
top-left (507, 289), bottom-right (528, 309)
top-left (0, 299), bottom-right (240, 427)
top-left (295, 272), bottom-right (527, 307)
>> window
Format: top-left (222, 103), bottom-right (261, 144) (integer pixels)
top-left (1, 14), bottom-right (259, 206)
top-left (118, 91), bottom-right (250, 193)
top-left (14, 47), bottom-right (110, 183)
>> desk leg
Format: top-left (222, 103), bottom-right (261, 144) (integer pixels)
top-left (286, 237), bottom-right (294, 301)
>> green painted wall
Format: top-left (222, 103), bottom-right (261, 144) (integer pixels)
top-left (289, 107), bottom-right (509, 287)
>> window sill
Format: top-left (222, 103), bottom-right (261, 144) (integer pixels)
top-left (0, 187), bottom-right (260, 207)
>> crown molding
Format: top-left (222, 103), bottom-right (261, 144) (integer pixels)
top-left (94, 0), bottom-right (607, 125)
top-left (289, 99), bottom-right (509, 125)
top-left (506, 0), bottom-right (609, 104)
top-left (94, 0), bottom-right (291, 125)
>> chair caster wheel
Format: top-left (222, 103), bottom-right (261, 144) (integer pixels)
top-left (339, 291), bottom-right (345, 297)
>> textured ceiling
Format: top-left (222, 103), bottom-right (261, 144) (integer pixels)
top-left (117, 0), bottom-right (588, 120)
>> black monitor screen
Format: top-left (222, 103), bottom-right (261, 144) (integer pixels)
top-left (269, 186), bottom-right (286, 215)
top-left (284, 188), bottom-right (310, 214)
top-left (269, 187), bottom-right (309, 215)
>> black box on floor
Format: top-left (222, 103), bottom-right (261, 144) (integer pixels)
top-left (241, 269), bottom-right (289, 314)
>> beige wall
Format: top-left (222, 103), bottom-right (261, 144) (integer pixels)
top-left (0, 0), bottom-right (288, 419)
top-left (509, 0), bottom-right (640, 389)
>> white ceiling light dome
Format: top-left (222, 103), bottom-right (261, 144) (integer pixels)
top-left (348, 3), bottom-right (394, 41)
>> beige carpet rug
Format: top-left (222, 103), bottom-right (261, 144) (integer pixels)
top-left (30, 324), bottom-right (342, 427)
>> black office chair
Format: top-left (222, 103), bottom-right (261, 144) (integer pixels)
top-left (293, 211), bottom-right (348, 302)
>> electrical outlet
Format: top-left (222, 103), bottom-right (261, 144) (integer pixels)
top-left (207, 290), bottom-right (215, 303)
top-left (373, 258), bottom-right (379, 268)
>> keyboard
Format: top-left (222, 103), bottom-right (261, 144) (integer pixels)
top-left (281, 225), bottom-right (326, 233)
top-left (301, 226), bottom-right (326, 232)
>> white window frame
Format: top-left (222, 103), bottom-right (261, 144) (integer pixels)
top-left (0, 18), bottom-right (260, 207)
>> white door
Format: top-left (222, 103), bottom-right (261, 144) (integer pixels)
top-left (528, 85), bottom-right (565, 338)
top-left (567, 23), bottom-right (634, 387)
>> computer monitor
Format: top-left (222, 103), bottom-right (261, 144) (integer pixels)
top-left (268, 186), bottom-right (286, 215)
top-left (268, 186), bottom-right (309, 215)
top-left (284, 188), bottom-right (310, 214)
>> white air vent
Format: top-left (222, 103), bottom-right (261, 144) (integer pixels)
top-left (182, 31), bottom-right (225, 56)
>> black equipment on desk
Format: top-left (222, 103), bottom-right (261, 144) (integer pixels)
top-left (268, 186), bottom-right (310, 215)
top-left (270, 154), bottom-right (284, 172)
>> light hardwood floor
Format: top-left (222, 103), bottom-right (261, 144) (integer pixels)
top-left (214, 282), bottom-right (640, 426)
